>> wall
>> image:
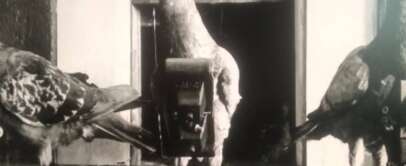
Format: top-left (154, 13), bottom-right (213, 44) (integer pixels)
top-left (306, 0), bottom-right (376, 166)
top-left (0, 0), bottom-right (56, 60)
top-left (56, 0), bottom-right (135, 165)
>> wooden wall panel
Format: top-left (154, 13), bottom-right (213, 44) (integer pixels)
top-left (0, 0), bottom-right (56, 61)
top-left (0, 0), bottom-right (57, 165)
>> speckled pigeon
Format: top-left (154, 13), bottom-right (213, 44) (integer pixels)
top-left (292, 0), bottom-right (406, 165)
top-left (0, 43), bottom-right (156, 166)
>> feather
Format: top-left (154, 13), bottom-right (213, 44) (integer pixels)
top-left (85, 114), bottom-right (156, 153)
top-left (308, 46), bottom-right (370, 120)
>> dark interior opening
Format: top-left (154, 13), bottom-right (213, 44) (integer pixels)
top-left (139, 2), bottom-right (295, 164)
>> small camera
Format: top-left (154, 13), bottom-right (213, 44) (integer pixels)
top-left (159, 58), bottom-right (214, 157)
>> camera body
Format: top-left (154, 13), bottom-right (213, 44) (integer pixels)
top-left (159, 58), bottom-right (214, 157)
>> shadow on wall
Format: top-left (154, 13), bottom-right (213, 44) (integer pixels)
top-left (198, 2), bottom-right (295, 165)
top-left (224, 100), bottom-right (293, 165)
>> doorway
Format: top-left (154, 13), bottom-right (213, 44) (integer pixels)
top-left (138, 1), bottom-right (296, 165)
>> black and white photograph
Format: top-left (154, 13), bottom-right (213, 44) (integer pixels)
top-left (0, 0), bottom-right (405, 166)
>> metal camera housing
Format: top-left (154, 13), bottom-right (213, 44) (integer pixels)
top-left (160, 58), bottom-right (215, 157)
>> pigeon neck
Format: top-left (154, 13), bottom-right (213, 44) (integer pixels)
top-left (160, 0), bottom-right (217, 59)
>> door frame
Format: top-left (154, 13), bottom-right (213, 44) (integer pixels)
top-left (294, 0), bottom-right (306, 166)
top-left (133, 1), bottom-right (307, 165)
